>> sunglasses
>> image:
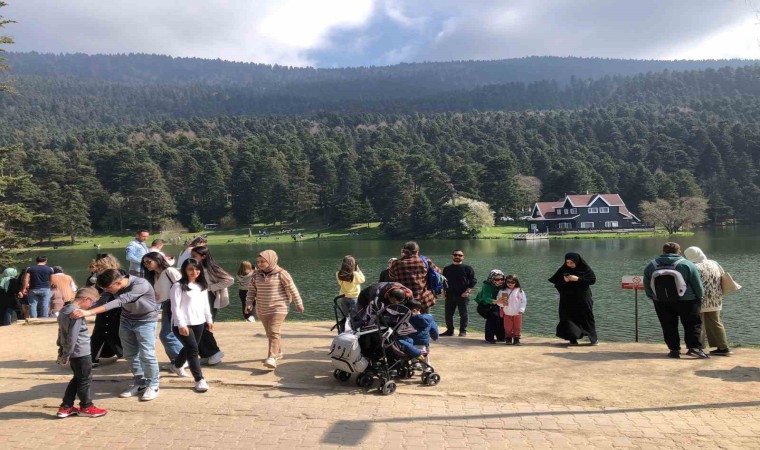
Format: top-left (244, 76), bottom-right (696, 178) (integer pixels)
top-left (452, 254), bottom-right (464, 257)
top-left (505, 280), bottom-right (516, 284)
top-left (493, 277), bottom-right (505, 281)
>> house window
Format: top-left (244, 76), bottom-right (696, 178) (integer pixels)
top-left (599, 207), bottom-right (610, 213)
top-left (580, 222), bottom-right (594, 229)
top-left (530, 224), bottom-right (538, 231)
top-left (564, 209), bottom-right (569, 214)
top-left (605, 221), bottom-right (619, 228)
top-left (570, 208), bottom-right (577, 214)
top-left (557, 223), bottom-right (572, 229)
top-left (588, 207), bottom-right (598, 214)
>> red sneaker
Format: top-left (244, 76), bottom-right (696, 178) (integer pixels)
top-left (56, 406), bottom-right (79, 418)
top-left (78, 405), bottom-right (108, 418)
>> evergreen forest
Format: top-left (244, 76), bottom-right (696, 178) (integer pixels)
top-left (1, 53), bottom-right (760, 242)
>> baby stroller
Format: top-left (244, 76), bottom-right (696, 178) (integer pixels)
top-left (329, 287), bottom-right (440, 395)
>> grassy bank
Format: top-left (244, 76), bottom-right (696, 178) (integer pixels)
top-left (14, 223), bottom-right (690, 254)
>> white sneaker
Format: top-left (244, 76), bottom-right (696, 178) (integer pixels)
top-left (119, 384), bottom-right (146, 398)
top-left (181, 360), bottom-right (189, 369)
top-left (246, 316), bottom-right (256, 323)
top-left (168, 364), bottom-right (190, 378)
top-left (207, 351), bottom-right (224, 366)
top-left (194, 379), bottom-right (209, 392)
top-left (263, 357), bottom-right (277, 369)
top-left (140, 386), bottom-right (159, 401)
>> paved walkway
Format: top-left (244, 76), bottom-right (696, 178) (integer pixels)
top-left (1, 319), bottom-right (759, 449)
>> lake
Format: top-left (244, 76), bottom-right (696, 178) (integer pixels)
top-left (35, 227), bottom-right (760, 344)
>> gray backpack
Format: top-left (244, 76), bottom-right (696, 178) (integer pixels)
top-left (649, 258), bottom-right (687, 301)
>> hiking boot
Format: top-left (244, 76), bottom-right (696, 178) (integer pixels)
top-left (119, 384), bottom-right (146, 398)
top-left (440, 330), bottom-right (454, 337)
top-left (194, 379), bottom-right (209, 393)
top-left (710, 348), bottom-right (732, 356)
top-left (458, 331), bottom-right (467, 337)
top-left (504, 337), bottom-right (513, 344)
top-left (207, 351), bottom-right (224, 366)
top-left (140, 386), bottom-right (160, 401)
top-left (513, 338), bottom-right (521, 346)
top-left (686, 348), bottom-right (709, 359)
top-left (78, 405), bottom-right (108, 418)
top-left (668, 350), bottom-right (681, 359)
top-left (264, 357), bottom-right (277, 369)
top-left (56, 406), bottom-right (79, 418)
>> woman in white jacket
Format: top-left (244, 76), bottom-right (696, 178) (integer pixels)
top-left (190, 246), bottom-right (234, 366)
top-left (169, 258), bottom-right (213, 392)
top-left (495, 274), bottom-right (527, 345)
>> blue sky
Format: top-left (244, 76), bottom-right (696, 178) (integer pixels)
top-left (4, 0), bottom-right (760, 67)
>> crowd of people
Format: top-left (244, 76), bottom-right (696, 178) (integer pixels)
top-left (0, 232), bottom-right (739, 419)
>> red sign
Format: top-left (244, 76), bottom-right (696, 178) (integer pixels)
top-left (621, 276), bottom-right (644, 290)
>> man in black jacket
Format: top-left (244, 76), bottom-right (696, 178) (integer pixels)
top-left (441, 250), bottom-right (477, 337)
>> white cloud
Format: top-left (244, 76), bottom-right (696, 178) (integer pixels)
top-left (6, 0), bottom-right (375, 66)
top-left (657, 18), bottom-right (760, 60)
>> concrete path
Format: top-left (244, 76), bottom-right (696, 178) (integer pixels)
top-left (1, 319), bottom-right (759, 449)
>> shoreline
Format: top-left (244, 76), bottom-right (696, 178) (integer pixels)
top-left (11, 224), bottom-right (690, 254)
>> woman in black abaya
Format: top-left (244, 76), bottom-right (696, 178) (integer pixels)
top-left (548, 252), bottom-right (598, 345)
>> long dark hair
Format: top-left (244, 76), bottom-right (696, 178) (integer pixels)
top-left (191, 246), bottom-right (230, 281)
top-left (179, 258), bottom-right (208, 291)
top-left (142, 251), bottom-right (171, 286)
top-left (504, 274), bottom-right (522, 290)
top-left (337, 255), bottom-right (358, 282)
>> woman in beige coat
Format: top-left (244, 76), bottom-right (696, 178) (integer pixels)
top-left (245, 250), bottom-right (304, 369)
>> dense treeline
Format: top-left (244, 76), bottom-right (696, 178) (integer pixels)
top-left (8, 52), bottom-right (753, 87)
top-left (4, 99), bottom-right (760, 242)
top-left (0, 56), bottom-right (758, 142)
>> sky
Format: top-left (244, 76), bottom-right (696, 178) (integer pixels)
top-left (3, 0), bottom-right (760, 68)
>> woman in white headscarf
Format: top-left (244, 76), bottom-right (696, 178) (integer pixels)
top-left (684, 247), bottom-right (731, 356)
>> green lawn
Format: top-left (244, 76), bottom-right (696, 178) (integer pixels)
top-left (15, 223), bottom-right (692, 253)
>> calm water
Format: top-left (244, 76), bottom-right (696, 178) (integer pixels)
top-left (40, 227), bottom-right (760, 344)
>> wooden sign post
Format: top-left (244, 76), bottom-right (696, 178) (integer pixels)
top-left (622, 276), bottom-right (645, 342)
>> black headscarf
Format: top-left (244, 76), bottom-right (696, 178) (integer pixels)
top-left (548, 252), bottom-right (595, 285)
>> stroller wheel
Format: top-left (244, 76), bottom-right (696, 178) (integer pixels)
top-left (333, 369), bottom-right (341, 380)
top-left (356, 373), bottom-right (373, 388)
top-left (426, 373), bottom-right (441, 386)
top-left (381, 381), bottom-right (397, 396)
top-left (338, 370), bottom-right (351, 382)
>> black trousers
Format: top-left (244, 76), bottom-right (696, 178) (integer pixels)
top-left (444, 292), bottom-right (470, 332)
top-left (239, 289), bottom-right (254, 319)
top-left (174, 324), bottom-right (205, 382)
top-left (90, 309), bottom-right (123, 361)
top-left (653, 300), bottom-right (702, 351)
top-left (62, 356), bottom-right (93, 408)
top-left (198, 294), bottom-right (221, 358)
top-left (486, 305), bottom-right (506, 342)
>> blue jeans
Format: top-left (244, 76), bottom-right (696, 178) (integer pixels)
top-left (27, 288), bottom-right (51, 318)
top-left (159, 301), bottom-right (183, 361)
top-left (119, 317), bottom-right (159, 389)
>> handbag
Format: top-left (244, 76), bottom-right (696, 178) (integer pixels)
top-left (721, 272), bottom-right (741, 294)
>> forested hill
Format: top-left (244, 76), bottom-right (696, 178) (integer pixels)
top-left (1, 58), bottom-right (759, 141)
top-left (7, 52), bottom-right (754, 87)
top-left (5, 100), bottom-right (760, 241)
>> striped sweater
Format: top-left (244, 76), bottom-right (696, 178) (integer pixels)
top-left (245, 269), bottom-right (303, 317)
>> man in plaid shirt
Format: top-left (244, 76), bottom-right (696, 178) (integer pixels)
top-left (389, 241), bottom-right (441, 312)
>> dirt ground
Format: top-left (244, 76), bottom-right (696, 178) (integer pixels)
top-left (2, 319), bottom-right (758, 410)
